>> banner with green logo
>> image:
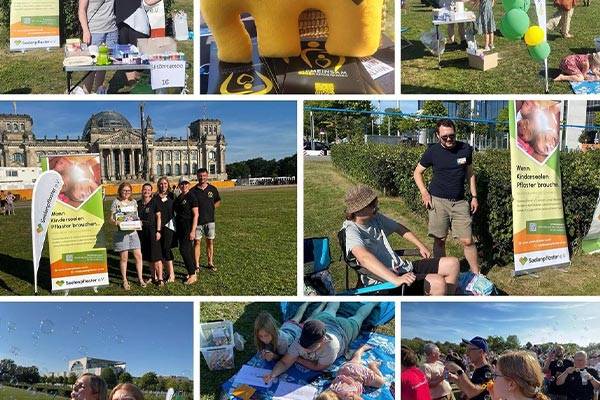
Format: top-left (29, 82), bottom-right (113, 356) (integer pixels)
top-left (10, 0), bottom-right (59, 51)
top-left (42, 154), bottom-right (108, 291)
top-left (582, 192), bottom-right (600, 254)
top-left (509, 100), bottom-right (570, 274)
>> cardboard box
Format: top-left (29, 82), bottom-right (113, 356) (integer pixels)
top-left (468, 52), bottom-right (498, 71)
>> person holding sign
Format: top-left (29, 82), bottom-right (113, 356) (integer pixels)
top-left (155, 176), bottom-right (177, 283)
top-left (173, 177), bottom-right (199, 285)
top-left (110, 182), bottom-right (146, 291)
top-left (78, 0), bottom-right (118, 93)
top-left (413, 119), bottom-right (480, 274)
top-left (138, 183), bottom-right (163, 286)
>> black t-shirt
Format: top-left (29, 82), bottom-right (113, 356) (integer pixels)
top-left (115, 0), bottom-right (140, 24)
top-left (561, 367), bottom-right (599, 400)
top-left (191, 184), bottom-right (221, 225)
top-left (137, 198), bottom-right (158, 229)
top-left (173, 191), bottom-right (199, 222)
top-left (549, 359), bottom-right (574, 395)
top-left (469, 364), bottom-right (492, 400)
top-left (154, 192), bottom-right (175, 228)
top-left (419, 141), bottom-right (473, 200)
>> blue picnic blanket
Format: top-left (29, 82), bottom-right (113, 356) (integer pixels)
top-left (570, 80), bottom-right (600, 94)
top-left (222, 332), bottom-right (395, 400)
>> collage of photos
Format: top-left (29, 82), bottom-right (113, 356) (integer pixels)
top-left (0, 0), bottom-right (600, 399)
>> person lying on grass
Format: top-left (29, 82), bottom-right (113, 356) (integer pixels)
top-left (554, 52), bottom-right (600, 82)
top-left (263, 302), bottom-right (378, 383)
top-left (342, 185), bottom-right (459, 295)
top-left (316, 344), bottom-right (386, 400)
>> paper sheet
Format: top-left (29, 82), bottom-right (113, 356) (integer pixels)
top-left (232, 365), bottom-right (273, 388)
top-left (360, 57), bottom-right (394, 80)
top-left (273, 382), bottom-right (318, 400)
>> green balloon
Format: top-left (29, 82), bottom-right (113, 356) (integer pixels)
top-left (503, 9), bottom-right (530, 39)
top-left (502, 0), bottom-right (530, 11)
top-left (499, 16), bottom-right (523, 40)
top-left (528, 41), bottom-right (551, 61)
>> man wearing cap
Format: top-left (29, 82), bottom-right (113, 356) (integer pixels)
top-left (446, 337), bottom-right (492, 400)
top-left (342, 184), bottom-right (459, 295)
top-left (543, 345), bottom-right (574, 400)
top-left (413, 118), bottom-right (480, 274)
top-left (263, 302), bottom-right (378, 383)
top-left (173, 177), bottom-right (199, 284)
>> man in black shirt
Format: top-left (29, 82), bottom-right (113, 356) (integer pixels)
top-left (543, 345), bottom-right (574, 400)
top-left (557, 351), bottom-right (600, 400)
top-left (413, 119), bottom-right (480, 274)
top-left (446, 336), bottom-right (492, 400)
top-left (173, 177), bottom-right (199, 284)
top-left (191, 168), bottom-right (222, 272)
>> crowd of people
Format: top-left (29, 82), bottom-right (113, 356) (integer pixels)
top-left (110, 168), bottom-right (221, 290)
top-left (402, 338), bottom-right (600, 400)
top-left (341, 118), bottom-right (480, 295)
top-left (71, 374), bottom-right (145, 400)
top-left (252, 302), bottom-right (390, 400)
top-left (0, 190), bottom-right (16, 216)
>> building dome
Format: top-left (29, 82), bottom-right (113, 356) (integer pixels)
top-left (83, 111), bottom-right (132, 139)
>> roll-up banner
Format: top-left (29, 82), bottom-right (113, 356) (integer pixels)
top-left (10, 0), bottom-right (60, 51)
top-left (42, 154), bottom-right (109, 291)
top-left (582, 192), bottom-right (600, 255)
top-left (509, 100), bottom-right (570, 274)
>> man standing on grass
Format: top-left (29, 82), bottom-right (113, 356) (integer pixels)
top-left (413, 119), bottom-right (480, 274)
top-left (191, 168), bottom-right (221, 272)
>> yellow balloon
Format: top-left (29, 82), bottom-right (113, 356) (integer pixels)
top-left (524, 25), bottom-right (545, 46)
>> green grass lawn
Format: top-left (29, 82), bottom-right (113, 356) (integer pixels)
top-left (0, 0), bottom-right (193, 94)
top-left (0, 187), bottom-right (296, 296)
top-left (304, 158), bottom-right (600, 295)
top-left (0, 386), bottom-right (67, 400)
top-left (401, 0), bottom-right (599, 93)
top-left (199, 302), bottom-right (395, 400)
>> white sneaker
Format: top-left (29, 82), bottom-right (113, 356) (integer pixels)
top-left (483, 46), bottom-right (491, 52)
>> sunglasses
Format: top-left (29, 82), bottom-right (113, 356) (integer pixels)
top-left (440, 134), bottom-right (456, 141)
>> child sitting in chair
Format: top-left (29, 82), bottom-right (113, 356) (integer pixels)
top-left (316, 344), bottom-right (386, 400)
top-left (254, 303), bottom-right (310, 361)
top-left (554, 52), bottom-right (600, 82)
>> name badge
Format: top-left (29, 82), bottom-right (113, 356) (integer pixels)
top-left (457, 157), bottom-right (467, 165)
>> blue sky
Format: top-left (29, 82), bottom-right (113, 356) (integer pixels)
top-left (402, 302), bottom-right (598, 346)
top-left (372, 101), bottom-right (418, 114)
top-left (0, 302), bottom-right (193, 378)
top-left (0, 101), bottom-right (297, 163)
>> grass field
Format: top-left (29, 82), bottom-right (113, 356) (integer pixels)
top-left (304, 158), bottom-right (600, 295)
top-left (199, 302), bottom-right (395, 400)
top-left (0, 386), bottom-right (190, 400)
top-left (0, 0), bottom-right (193, 94)
top-left (0, 186), bottom-right (296, 296)
top-left (401, 0), bottom-right (600, 93)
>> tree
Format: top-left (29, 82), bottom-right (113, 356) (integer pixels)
top-left (496, 107), bottom-right (509, 134)
top-left (68, 373), bottom-right (77, 385)
top-left (304, 100), bottom-right (375, 141)
top-left (119, 372), bottom-right (133, 384)
top-left (0, 359), bottom-right (17, 381)
top-left (100, 368), bottom-right (117, 388)
top-left (419, 101), bottom-right (448, 132)
top-left (138, 372), bottom-right (159, 391)
top-left (276, 155), bottom-right (297, 177)
top-left (456, 101), bottom-right (473, 140)
top-left (506, 335), bottom-right (521, 350)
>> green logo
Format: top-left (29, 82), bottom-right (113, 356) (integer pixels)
top-left (36, 224), bottom-right (43, 233)
top-left (519, 256), bottom-right (528, 265)
top-left (56, 280), bottom-right (65, 287)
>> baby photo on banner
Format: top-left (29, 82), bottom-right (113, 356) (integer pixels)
top-left (510, 100), bottom-right (570, 274)
top-left (41, 154), bottom-right (109, 292)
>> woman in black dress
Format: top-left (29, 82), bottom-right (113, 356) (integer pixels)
top-left (173, 177), bottom-right (198, 285)
top-left (137, 182), bottom-right (163, 286)
top-left (155, 176), bottom-right (176, 283)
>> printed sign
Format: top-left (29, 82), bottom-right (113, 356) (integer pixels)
top-left (147, 0), bottom-right (166, 37)
top-left (150, 60), bottom-right (186, 89)
top-left (10, 0), bottom-right (59, 51)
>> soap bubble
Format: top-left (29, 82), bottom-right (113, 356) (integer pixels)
top-left (40, 319), bottom-right (55, 335)
top-left (7, 321), bottom-right (16, 333)
top-left (113, 335), bottom-right (125, 344)
top-left (72, 325), bottom-right (81, 335)
top-left (78, 345), bottom-right (88, 355)
top-left (9, 346), bottom-right (20, 356)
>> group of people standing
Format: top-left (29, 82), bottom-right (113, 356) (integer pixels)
top-left (0, 190), bottom-right (16, 216)
top-left (110, 168), bottom-right (221, 290)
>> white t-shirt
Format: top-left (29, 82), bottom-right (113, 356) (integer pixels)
top-left (287, 333), bottom-right (341, 367)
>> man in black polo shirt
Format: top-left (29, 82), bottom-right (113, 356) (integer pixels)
top-left (191, 168), bottom-right (221, 272)
top-left (446, 336), bottom-right (492, 400)
top-left (557, 351), bottom-right (600, 400)
top-left (413, 119), bottom-right (480, 274)
top-left (543, 345), bottom-right (574, 400)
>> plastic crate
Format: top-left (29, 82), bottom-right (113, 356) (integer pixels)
top-left (200, 320), bottom-right (234, 348)
top-left (201, 345), bottom-right (235, 370)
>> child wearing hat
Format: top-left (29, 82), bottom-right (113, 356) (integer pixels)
top-left (554, 52), bottom-right (600, 82)
top-left (342, 184), bottom-right (459, 296)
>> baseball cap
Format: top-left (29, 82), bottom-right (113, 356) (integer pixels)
top-left (462, 336), bottom-right (488, 353)
top-left (299, 320), bottom-right (326, 348)
top-left (178, 177), bottom-right (190, 185)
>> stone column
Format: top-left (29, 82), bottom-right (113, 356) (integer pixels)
top-left (128, 149), bottom-right (134, 178)
top-left (119, 149), bottom-right (124, 179)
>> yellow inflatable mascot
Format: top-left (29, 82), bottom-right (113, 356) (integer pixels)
top-left (201, 0), bottom-right (384, 63)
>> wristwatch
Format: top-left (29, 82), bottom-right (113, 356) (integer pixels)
top-left (457, 369), bottom-right (464, 376)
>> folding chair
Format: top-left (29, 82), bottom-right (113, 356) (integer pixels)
top-left (337, 228), bottom-right (422, 295)
top-left (303, 237), bottom-right (335, 295)
top-left (401, 27), bottom-right (414, 50)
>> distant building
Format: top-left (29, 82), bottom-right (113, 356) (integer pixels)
top-left (0, 166), bottom-right (41, 190)
top-left (68, 357), bottom-right (127, 376)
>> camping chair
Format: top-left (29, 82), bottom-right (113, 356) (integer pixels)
top-left (303, 237), bottom-right (335, 295)
top-left (337, 228), bottom-right (422, 295)
top-left (401, 27), bottom-right (413, 50)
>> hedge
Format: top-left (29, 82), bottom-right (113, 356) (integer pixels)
top-left (1, 0), bottom-right (174, 42)
top-left (331, 141), bottom-right (600, 266)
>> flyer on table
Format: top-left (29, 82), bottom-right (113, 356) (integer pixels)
top-left (9, 0), bottom-right (60, 51)
top-left (509, 100), bottom-right (570, 274)
top-left (41, 154), bottom-right (108, 291)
